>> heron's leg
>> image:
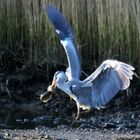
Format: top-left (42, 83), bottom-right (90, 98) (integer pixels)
top-left (69, 96), bottom-right (73, 101)
top-left (67, 103), bottom-right (80, 130)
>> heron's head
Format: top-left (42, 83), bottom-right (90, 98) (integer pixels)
top-left (52, 71), bottom-right (67, 86)
top-left (40, 71), bottom-right (67, 103)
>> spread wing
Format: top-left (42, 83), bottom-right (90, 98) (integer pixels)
top-left (83, 60), bottom-right (135, 108)
top-left (45, 5), bottom-right (81, 79)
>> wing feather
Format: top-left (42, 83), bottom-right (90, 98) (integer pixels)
top-left (84, 60), bottom-right (134, 108)
top-left (45, 5), bottom-right (81, 79)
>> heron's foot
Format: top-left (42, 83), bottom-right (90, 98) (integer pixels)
top-left (81, 108), bottom-right (91, 114)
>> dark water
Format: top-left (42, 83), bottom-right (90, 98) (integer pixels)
top-left (0, 108), bottom-right (61, 129)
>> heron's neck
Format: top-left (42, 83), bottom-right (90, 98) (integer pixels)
top-left (57, 80), bottom-right (78, 102)
top-left (57, 80), bottom-right (70, 93)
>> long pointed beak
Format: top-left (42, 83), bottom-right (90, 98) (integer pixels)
top-left (51, 79), bottom-right (56, 88)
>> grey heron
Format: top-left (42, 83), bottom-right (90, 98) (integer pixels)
top-left (40, 5), bottom-right (135, 128)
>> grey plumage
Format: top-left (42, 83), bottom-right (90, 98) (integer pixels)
top-left (41, 5), bottom-right (135, 128)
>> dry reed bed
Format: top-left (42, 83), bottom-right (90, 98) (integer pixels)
top-left (0, 0), bottom-right (140, 74)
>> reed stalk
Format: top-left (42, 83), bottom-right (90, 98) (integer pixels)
top-left (0, 0), bottom-right (139, 75)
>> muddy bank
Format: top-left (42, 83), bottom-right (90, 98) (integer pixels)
top-left (0, 66), bottom-right (140, 139)
top-left (0, 127), bottom-right (140, 140)
top-left (0, 107), bottom-right (140, 139)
